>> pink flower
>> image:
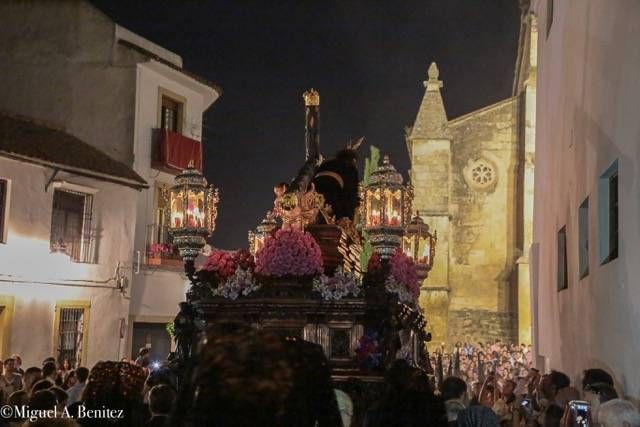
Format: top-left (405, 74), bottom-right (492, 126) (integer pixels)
top-left (255, 229), bottom-right (323, 277)
top-left (202, 249), bottom-right (253, 281)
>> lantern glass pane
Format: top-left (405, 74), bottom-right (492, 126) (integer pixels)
top-left (419, 238), bottom-right (431, 265)
top-left (367, 188), bottom-right (382, 227)
top-left (170, 189), bottom-right (185, 228)
top-left (187, 190), bottom-right (205, 228)
top-left (402, 235), bottom-right (415, 259)
top-left (385, 189), bottom-right (402, 226)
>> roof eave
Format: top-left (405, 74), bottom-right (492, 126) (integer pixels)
top-left (118, 39), bottom-right (222, 102)
top-left (146, 60), bottom-right (221, 109)
top-left (0, 151), bottom-right (149, 190)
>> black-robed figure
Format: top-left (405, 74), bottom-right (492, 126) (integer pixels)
top-left (286, 89), bottom-right (362, 222)
top-left (313, 148), bottom-right (360, 221)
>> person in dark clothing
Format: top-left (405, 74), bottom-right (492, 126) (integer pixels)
top-left (582, 368), bottom-right (614, 390)
top-left (548, 370), bottom-right (571, 392)
top-left (77, 361), bottom-right (147, 427)
top-left (276, 336), bottom-right (343, 427)
top-left (542, 404), bottom-right (564, 427)
top-left (146, 384), bottom-right (175, 427)
top-left (313, 148), bottom-right (360, 221)
top-left (364, 360), bottom-right (447, 427)
top-left (173, 322), bottom-right (342, 427)
top-left (457, 405), bottom-right (499, 427)
top-left (441, 376), bottom-right (468, 426)
top-left (29, 389), bottom-right (57, 411)
top-left (585, 382), bottom-right (618, 403)
top-left (441, 376), bottom-right (467, 402)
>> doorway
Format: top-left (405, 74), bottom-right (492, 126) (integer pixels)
top-left (131, 322), bottom-right (172, 363)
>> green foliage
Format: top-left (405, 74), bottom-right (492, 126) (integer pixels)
top-left (362, 145), bottom-right (380, 186)
top-left (166, 321), bottom-right (175, 338)
top-left (360, 230), bottom-right (374, 272)
top-left (359, 145), bottom-right (380, 271)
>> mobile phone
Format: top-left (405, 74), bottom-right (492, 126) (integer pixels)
top-left (568, 400), bottom-right (591, 426)
top-left (521, 397), bottom-right (533, 416)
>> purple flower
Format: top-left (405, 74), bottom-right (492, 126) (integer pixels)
top-left (255, 228), bottom-right (323, 277)
top-left (386, 249), bottom-right (421, 302)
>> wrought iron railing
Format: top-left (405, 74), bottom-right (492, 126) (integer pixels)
top-left (50, 191), bottom-right (96, 264)
top-left (57, 307), bottom-right (84, 368)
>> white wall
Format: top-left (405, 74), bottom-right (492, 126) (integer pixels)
top-left (0, 157), bottom-right (138, 367)
top-left (129, 61), bottom-right (214, 321)
top-left (532, 0), bottom-right (640, 398)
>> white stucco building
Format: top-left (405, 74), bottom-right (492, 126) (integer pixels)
top-left (123, 28), bottom-right (220, 362)
top-left (0, 1), bottom-right (220, 365)
top-left (530, 0), bottom-right (640, 397)
top-left (0, 113), bottom-right (146, 368)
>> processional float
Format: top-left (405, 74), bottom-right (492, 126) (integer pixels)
top-left (164, 88), bottom-right (438, 419)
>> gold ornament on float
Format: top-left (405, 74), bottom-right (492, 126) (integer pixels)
top-left (303, 88), bottom-right (320, 106)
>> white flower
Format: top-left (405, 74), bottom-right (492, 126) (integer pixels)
top-left (385, 275), bottom-right (414, 304)
top-left (395, 345), bottom-right (414, 364)
top-left (213, 267), bottom-right (260, 300)
top-left (312, 267), bottom-right (361, 301)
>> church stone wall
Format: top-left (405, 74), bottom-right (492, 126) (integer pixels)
top-left (411, 139), bottom-right (451, 213)
top-left (448, 309), bottom-right (517, 345)
top-left (445, 99), bottom-right (519, 344)
top-left (409, 83), bottom-right (521, 346)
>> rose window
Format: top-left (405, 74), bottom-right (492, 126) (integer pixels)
top-left (471, 163), bottom-right (494, 186)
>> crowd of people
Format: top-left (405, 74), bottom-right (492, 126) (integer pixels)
top-left (0, 333), bottom-right (638, 427)
top-left (433, 366), bottom-right (640, 427)
top-left (429, 341), bottom-right (534, 386)
top-left (0, 351), bottom-right (176, 427)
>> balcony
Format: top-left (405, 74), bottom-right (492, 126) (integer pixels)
top-left (152, 129), bottom-right (202, 174)
top-left (144, 223), bottom-right (183, 271)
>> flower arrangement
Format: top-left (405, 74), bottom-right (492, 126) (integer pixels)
top-left (212, 266), bottom-right (261, 300)
top-left (312, 267), bottom-right (361, 300)
top-left (385, 248), bottom-right (421, 304)
top-left (367, 252), bottom-right (383, 272)
top-left (149, 243), bottom-right (174, 255)
top-left (363, 252), bottom-right (386, 286)
top-left (255, 228), bottom-right (323, 277)
top-left (202, 249), bottom-right (238, 280)
top-left (199, 249), bottom-right (259, 299)
top-left (355, 332), bottom-right (383, 370)
top-left (233, 249), bottom-right (256, 271)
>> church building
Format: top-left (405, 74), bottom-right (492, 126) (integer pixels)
top-left (407, 8), bottom-right (537, 347)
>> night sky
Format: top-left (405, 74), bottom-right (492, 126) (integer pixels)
top-left (91, 0), bottom-right (521, 249)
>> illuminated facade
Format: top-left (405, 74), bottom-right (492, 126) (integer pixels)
top-left (0, 115), bottom-right (145, 367)
top-left (406, 9), bottom-right (537, 346)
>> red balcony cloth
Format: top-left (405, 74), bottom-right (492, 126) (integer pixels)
top-left (158, 129), bottom-right (203, 172)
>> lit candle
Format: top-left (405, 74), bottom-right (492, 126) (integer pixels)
top-left (172, 212), bottom-right (183, 228)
